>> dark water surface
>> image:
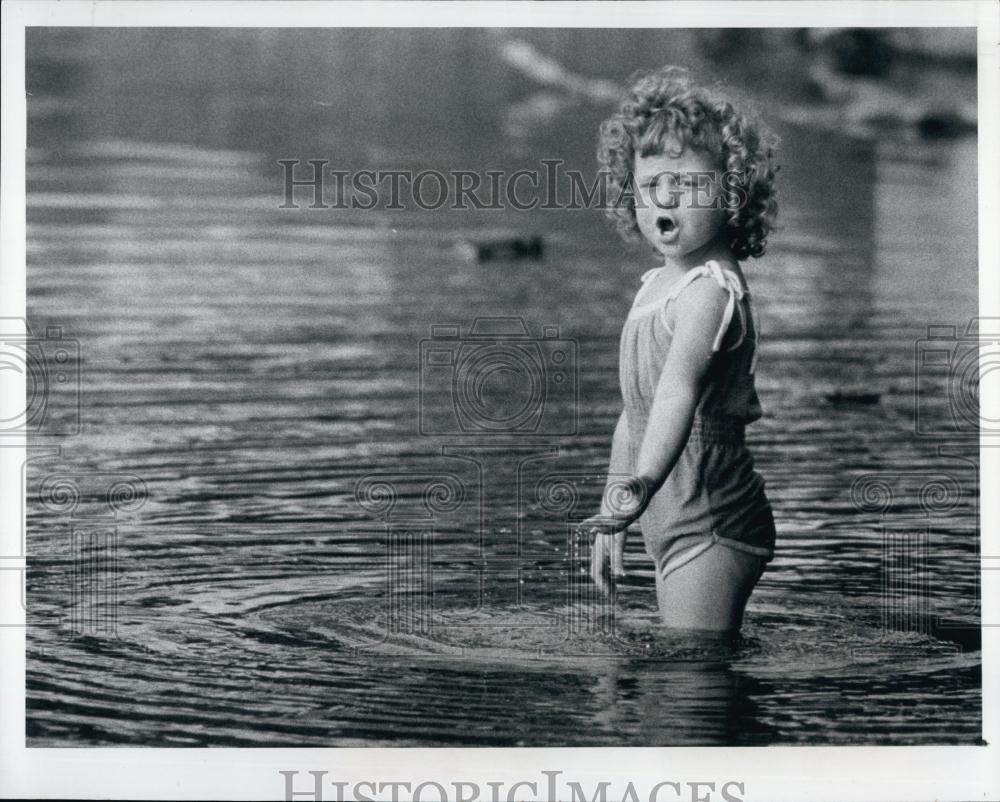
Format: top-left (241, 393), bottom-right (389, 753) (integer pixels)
top-left (24, 30), bottom-right (981, 746)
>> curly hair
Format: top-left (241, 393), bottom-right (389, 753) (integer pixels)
top-left (597, 66), bottom-right (779, 261)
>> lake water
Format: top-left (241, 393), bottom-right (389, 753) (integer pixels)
top-left (23, 29), bottom-right (981, 746)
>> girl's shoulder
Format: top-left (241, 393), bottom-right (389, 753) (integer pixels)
top-left (659, 261), bottom-right (751, 352)
top-left (628, 265), bottom-right (687, 318)
top-left (635, 260), bottom-right (742, 307)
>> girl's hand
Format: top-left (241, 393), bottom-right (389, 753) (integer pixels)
top-left (578, 475), bottom-right (649, 593)
top-left (584, 524), bottom-right (626, 595)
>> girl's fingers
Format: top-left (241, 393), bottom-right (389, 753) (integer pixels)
top-left (590, 533), bottom-right (608, 593)
top-left (583, 514), bottom-right (629, 593)
top-left (611, 530), bottom-right (626, 577)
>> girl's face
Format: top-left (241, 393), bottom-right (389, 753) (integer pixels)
top-left (634, 139), bottom-right (728, 267)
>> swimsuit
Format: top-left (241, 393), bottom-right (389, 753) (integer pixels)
top-left (619, 260), bottom-right (776, 579)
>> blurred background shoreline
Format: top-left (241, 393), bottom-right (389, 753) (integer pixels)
top-left (27, 27), bottom-right (976, 158)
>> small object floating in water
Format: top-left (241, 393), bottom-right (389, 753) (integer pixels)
top-left (916, 110), bottom-right (976, 140)
top-left (455, 235), bottom-right (545, 263)
top-left (825, 390), bottom-right (881, 405)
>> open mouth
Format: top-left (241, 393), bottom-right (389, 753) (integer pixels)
top-left (656, 216), bottom-right (677, 236)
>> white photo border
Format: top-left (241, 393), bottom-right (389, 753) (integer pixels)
top-left (1, 2), bottom-right (997, 800)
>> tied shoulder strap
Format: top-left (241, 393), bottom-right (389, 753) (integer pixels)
top-left (663, 260), bottom-right (759, 374)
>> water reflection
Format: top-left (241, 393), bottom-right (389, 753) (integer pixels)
top-left (590, 658), bottom-right (780, 745)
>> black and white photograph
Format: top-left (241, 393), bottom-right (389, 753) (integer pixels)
top-left (1, 2), bottom-right (998, 800)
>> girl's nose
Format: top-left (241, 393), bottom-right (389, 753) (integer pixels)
top-left (655, 184), bottom-right (680, 209)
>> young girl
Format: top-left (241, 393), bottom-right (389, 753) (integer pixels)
top-left (580, 67), bottom-right (779, 633)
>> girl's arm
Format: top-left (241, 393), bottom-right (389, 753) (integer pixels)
top-left (591, 408), bottom-right (631, 592)
top-left (584, 277), bottom-right (731, 533)
top-left (633, 276), bottom-right (728, 497)
top-left (600, 409), bottom-right (631, 515)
